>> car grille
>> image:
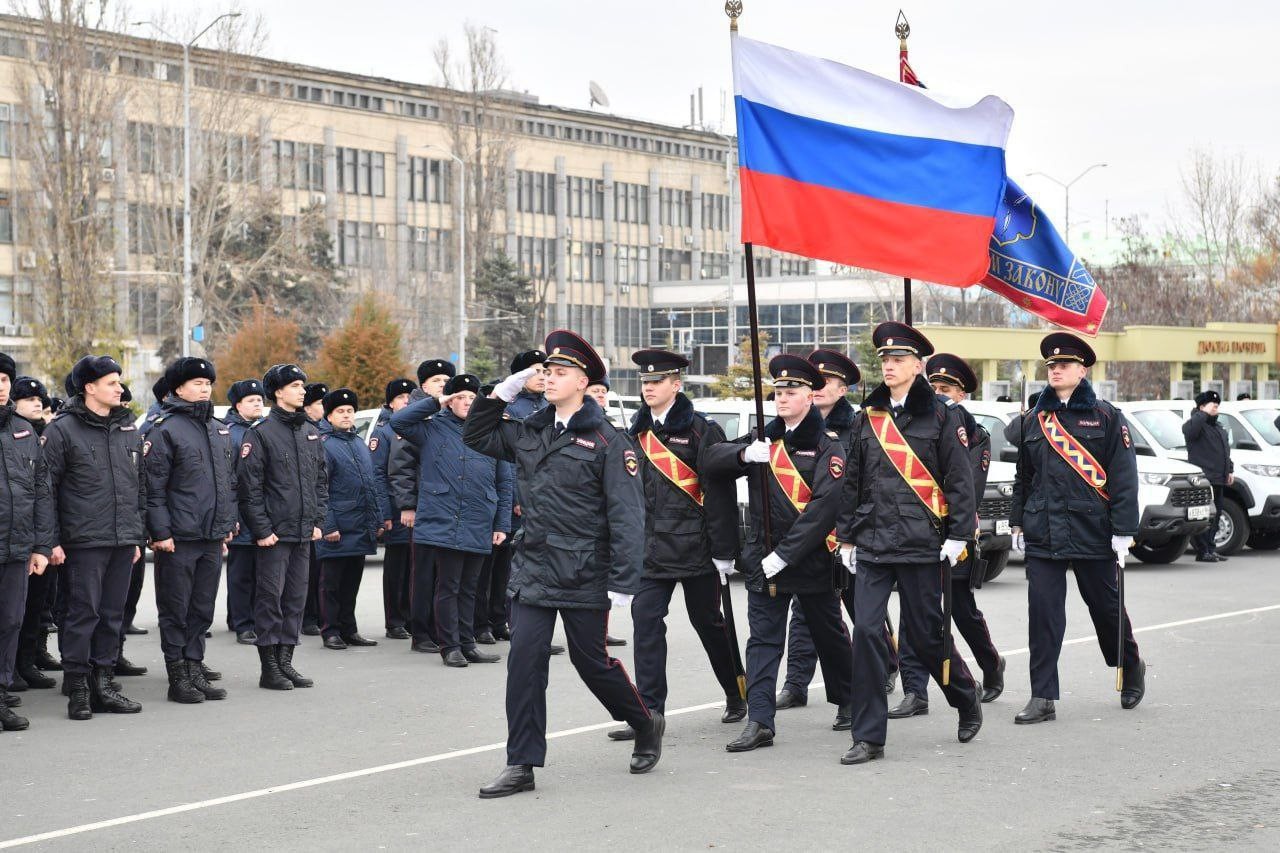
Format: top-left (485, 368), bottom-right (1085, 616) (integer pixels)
top-left (979, 497), bottom-right (1013, 519)
top-left (1170, 486), bottom-right (1212, 507)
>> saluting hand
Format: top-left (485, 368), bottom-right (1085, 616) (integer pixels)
top-left (493, 367), bottom-right (539, 402)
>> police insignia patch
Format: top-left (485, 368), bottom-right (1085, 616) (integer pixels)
top-left (829, 456), bottom-right (845, 479)
top-left (1122, 424), bottom-right (1131, 448)
top-left (624, 449), bottom-right (638, 476)
top-left (369, 436), bottom-right (379, 451)
top-left (241, 443), bottom-right (252, 458)
top-left (957, 426), bottom-right (968, 448)
top-left (982, 450), bottom-right (991, 471)
top-left (142, 440), bottom-right (151, 457)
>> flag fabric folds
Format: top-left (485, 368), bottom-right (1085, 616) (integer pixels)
top-left (979, 179), bottom-right (1109, 336)
top-left (731, 35), bottom-right (1014, 286)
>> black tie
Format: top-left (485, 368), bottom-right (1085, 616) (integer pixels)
top-left (553, 423), bottom-right (566, 440)
top-left (784, 429), bottom-right (793, 442)
top-left (892, 405), bottom-right (904, 418)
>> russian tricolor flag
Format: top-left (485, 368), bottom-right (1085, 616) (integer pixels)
top-left (732, 36), bottom-right (1014, 287)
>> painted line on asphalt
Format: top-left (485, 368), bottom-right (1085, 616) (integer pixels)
top-left (3, 600), bottom-right (1278, 849)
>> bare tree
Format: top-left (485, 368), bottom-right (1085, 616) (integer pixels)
top-left (10, 0), bottom-right (130, 380)
top-left (1169, 148), bottom-right (1256, 289)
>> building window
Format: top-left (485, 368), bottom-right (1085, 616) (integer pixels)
top-left (516, 170), bottom-right (556, 214)
top-left (0, 276), bottom-right (33, 325)
top-left (409, 156), bottom-right (451, 203)
top-left (335, 147), bottom-right (386, 197)
top-left (0, 104), bottom-right (10, 157)
top-left (0, 192), bottom-right (11, 243)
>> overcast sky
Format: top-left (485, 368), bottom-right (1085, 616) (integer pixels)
top-left (128, 0), bottom-right (1280, 240)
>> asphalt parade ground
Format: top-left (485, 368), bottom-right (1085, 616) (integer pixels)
top-left (2, 552), bottom-right (1279, 852)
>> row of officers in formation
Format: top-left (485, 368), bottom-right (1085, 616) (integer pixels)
top-left (0, 323), bottom-right (1148, 800)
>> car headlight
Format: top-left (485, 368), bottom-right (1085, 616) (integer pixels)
top-left (997, 482), bottom-right (1014, 497)
top-left (1187, 473), bottom-right (1208, 488)
top-left (1242, 463), bottom-right (1280, 478)
top-left (1140, 473), bottom-right (1171, 486)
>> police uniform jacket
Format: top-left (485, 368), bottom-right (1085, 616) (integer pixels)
top-left (236, 407), bottom-right (329, 544)
top-left (836, 376), bottom-right (976, 564)
top-left (386, 389), bottom-right (425, 515)
top-left (224, 408), bottom-right (259, 546)
top-left (463, 395), bottom-right (644, 608)
top-left (824, 396), bottom-right (857, 454)
top-left (502, 388), bottom-right (547, 535)
top-left (390, 396), bottom-right (513, 555)
top-left (138, 400), bottom-right (164, 437)
top-left (0, 403), bottom-right (54, 562)
top-left (142, 397), bottom-right (238, 543)
top-left (702, 404), bottom-right (845, 595)
top-left (368, 407), bottom-right (411, 547)
top-left (1182, 410), bottom-right (1233, 485)
top-left (1009, 379), bottom-right (1139, 561)
top-left (627, 392), bottom-right (735, 580)
top-left (316, 425), bottom-right (389, 559)
top-left (42, 396), bottom-right (145, 549)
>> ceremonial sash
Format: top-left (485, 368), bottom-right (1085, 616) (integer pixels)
top-left (1037, 411), bottom-right (1110, 500)
top-left (865, 408), bottom-right (949, 520)
top-left (637, 430), bottom-right (703, 506)
top-left (768, 441), bottom-right (838, 553)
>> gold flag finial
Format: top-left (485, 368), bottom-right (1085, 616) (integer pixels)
top-left (896, 9), bottom-right (911, 48)
top-left (726, 1), bottom-right (743, 32)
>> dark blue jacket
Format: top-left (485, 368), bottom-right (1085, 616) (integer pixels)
top-left (138, 401), bottom-right (164, 437)
top-left (503, 389), bottom-right (547, 534)
top-left (236, 407), bottom-right (329, 544)
top-left (224, 409), bottom-right (259, 546)
top-left (141, 398), bottom-right (238, 542)
top-left (316, 426), bottom-right (389, 559)
top-left (391, 397), bottom-right (514, 555)
top-left (369, 407), bottom-right (411, 546)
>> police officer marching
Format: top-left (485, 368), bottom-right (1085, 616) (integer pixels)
top-left (465, 330), bottom-right (658, 798)
top-left (142, 357), bottom-right (237, 704)
top-left (890, 353), bottom-right (1005, 721)
top-left (606, 349), bottom-right (745, 744)
top-left (837, 323), bottom-right (982, 765)
top-left (1183, 390), bottom-right (1232, 563)
top-left (42, 355), bottom-right (146, 720)
top-left (703, 354), bottom-right (854, 753)
top-left (0, 359), bottom-right (54, 731)
top-left (237, 364), bottom-right (328, 691)
top-left (1010, 333), bottom-right (1145, 724)
top-left (224, 379), bottom-right (267, 644)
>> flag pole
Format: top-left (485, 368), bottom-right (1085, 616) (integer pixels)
top-left (897, 10), bottom-right (914, 325)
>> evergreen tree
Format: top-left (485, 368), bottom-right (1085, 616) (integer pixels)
top-left (312, 295), bottom-right (410, 409)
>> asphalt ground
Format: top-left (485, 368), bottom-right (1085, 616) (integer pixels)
top-left (2, 550), bottom-right (1279, 851)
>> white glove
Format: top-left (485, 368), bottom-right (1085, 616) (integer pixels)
top-left (1111, 535), bottom-right (1134, 568)
top-left (940, 538), bottom-right (968, 567)
top-left (761, 551), bottom-right (786, 579)
top-left (493, 367), bottom-right (539, 403)
top-left (713, 558), bottom-right (737, 585)
top-left (742, 439), bottom-right (771, 464)
top-left (840, 546), bottom-right (857, 574)
top-left (608, 591), bottom-right (633, 609)
top-left (1011, 528), bottom-right (1025, 552)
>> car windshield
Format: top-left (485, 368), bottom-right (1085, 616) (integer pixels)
top-left (702, 412), bottom-right (740, 438)
top-left (1131, 409), bottom-right (1186, 450)
top-left (973, 414), bottom-right (1008, 462)
top-left (1241, 409), bottom-right (1280, 446)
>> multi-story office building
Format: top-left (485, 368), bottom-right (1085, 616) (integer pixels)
top-left (0, 13), bottom-right (813, 393)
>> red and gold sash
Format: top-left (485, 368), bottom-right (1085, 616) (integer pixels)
top-left (1037, 411), bottom-right (1110, 500)
top-left (768, 441), bottom-right (838, 553)
top-left (637, 430), bottom-right (703, 506)
top-left (865, 408), bottom-right (949, 520)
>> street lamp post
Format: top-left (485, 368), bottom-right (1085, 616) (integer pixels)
top-left (1027, 162), bottom-right (1108, 245)
top-left (135, 12), bottom-right (241, 357)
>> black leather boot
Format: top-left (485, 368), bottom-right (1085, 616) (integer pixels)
top-left (474, 630), bottom-right (496, 645)
top-left (840, 740), bottom-right (884, 765)
top-left (342, 633), bottom-right (378, 647)
top-left (276, 645), bottom-right (313, 688)
top-left (90, 667), bottom-right (142, 713)
top-left (442, 649), bottom-right (468, 667)
top-left (7, 669), bottom-right (26, 691)
top-left (607, 724), bottom-right (636, 741)
top-left (188, 660), bottom-right (227, 700)
top-left (1014, 697), bottom-right (1056, 724)
top-left (113, 654), bottom-right (148, 677)
top-left (198, 661), bottom-right (222, 681)
top-left (982, 657), bottom-right (1006, 703)
top-left (957, 697), bottom-right (983, 743)
top-left (726, 721), bottom-right (774, 752)
top-left (66, 673), bottom-right (92, 720)
top-left (17, 652), bottom-right (56, 689)
top-left (722, 695), bottom-right (747, 724)
top-left (774, 688), bottom-right (806, 709)
top-left (34, 632), bottom-right (62, 671)
top-left (888, 693), bottom-right (929, 718)
top-left (0, 699), bottom-right (29, 731)
top-left (630, 713), bottom-right (665, 774)
top-left (478, 765), bottom-right (535, 799)
top-left (491, 625), bottom-right (511, 641)
top-left (1121, 659), bottom-right (1146, 710)
top-left (166, 660), bottom-right (204, 704)
top-left (0, 688), bottom-right (19, 707)
top-left (883, 668), bottom-right (899, 695)
top-left (832, 703), bottom-right (852, 731)
top-left (462, 648), bottom-right (500, 664)
top-left (258, 645), bottom-right (293, 690)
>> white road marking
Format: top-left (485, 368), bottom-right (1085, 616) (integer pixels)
top-left (3, 601), bottom-right (1277, 848)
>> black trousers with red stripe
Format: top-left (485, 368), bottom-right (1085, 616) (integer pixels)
top-left (899, 577), bottom-right (1001, 700)
top-left (632, 574), bottom-right (740, 713)
top-left (505, 596), bottom-right (650, 767)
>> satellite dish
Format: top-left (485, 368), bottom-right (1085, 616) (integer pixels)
top-left (589, 80), bottom-right (610, 110)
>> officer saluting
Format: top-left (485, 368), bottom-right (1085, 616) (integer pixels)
top-left (1010, 332), bottom-right (1145, 724)
top-left (606, 349), bottom-right (745, 744)
top-left (837, 323), bottom-right (982, 765)
top-left (465, 330), bottom-right (658, 798)
top-left (703, 354), bottom-right (854, 753)
top-left (891, 353), bottom-right (1005, 721)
